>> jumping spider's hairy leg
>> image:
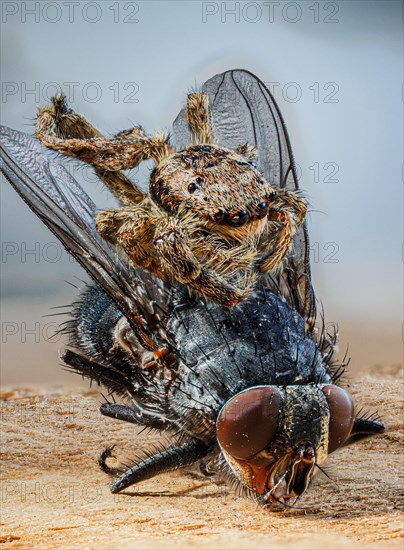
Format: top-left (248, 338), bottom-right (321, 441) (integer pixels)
top-left (186, 92), bottom-right (215, 145)
top-left (235, 143), bottom-right (258, 163)
top-left (36, 118), bottom-right (173, 171)
top-left (96, 201), bottom-right (166, 279)
top-left (35, 94), bottom-right (175, 190)
top-left (154, 217), bottom-right (256, 307)
top-left (195, 235), bottom-right (258, 275)
top-left (98, 201), bottom-right (258, 307)
top-left (35, 94), bottom-right (145, 206)
top-left (257, 189), bottom-right (308, 273)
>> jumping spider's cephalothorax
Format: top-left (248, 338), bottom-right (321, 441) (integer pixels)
top-left (35, 92), bottom-right (307, 307)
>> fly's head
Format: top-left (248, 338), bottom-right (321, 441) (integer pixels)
top-left (150, 144), bottom-right (276, 242)
top-left (216, 384), bottom-right (362, 505)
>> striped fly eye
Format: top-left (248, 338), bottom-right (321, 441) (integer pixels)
top-left (216, 387), bottom-right (281, 459)
top-left (321, 385), bottom-right (355, 453)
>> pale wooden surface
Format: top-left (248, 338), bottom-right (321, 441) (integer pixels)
top-left (1, 365), bottom-right (403, 549)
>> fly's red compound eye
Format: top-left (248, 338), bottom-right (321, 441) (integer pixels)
top-left (322, 385), bottom-right (355, 453)
top-left (216, 386), bottom-right (281, 459)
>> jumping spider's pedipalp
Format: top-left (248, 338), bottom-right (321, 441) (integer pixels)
top-left (35, 92), bottom-right (307, 307)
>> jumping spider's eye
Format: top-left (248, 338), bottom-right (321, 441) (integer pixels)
top-left (188, 181), bottom-right (201, 194)
top-left (214, 211), bottom-right (225, 222)
top-left (230, 209), bottom-right (249, 227)
top-left (255, 201), bottom-right (269, 215)
top-left (267, 191), bottom-right (277, 200)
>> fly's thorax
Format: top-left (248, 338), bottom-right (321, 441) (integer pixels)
top-left (149, 144), bottom-right (275, 240)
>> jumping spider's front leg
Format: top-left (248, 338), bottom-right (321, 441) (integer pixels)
top-left (95, 200), bottom-right (166, 280)
top-left (97, 205), bottom-right (256, 307)
top-left (35, 94), bottom-right (146, 206)
top-left (154, 217), bottom-right (256, 307)
top-left (257, 189), bottom-right (308, 273)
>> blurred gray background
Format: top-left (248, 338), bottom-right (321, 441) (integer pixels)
top-left (1, 1), bottom-right (401, 386)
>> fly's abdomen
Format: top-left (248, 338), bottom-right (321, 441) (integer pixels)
top-left (67, 284), bottom-right (123, 363)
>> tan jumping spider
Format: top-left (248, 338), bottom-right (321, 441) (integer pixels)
top-left (35, 92), bottom-right (307, 307)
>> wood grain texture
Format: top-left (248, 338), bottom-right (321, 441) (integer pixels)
top-left (1, 366), bottom-right (402, 549)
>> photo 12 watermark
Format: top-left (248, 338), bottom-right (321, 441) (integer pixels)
top-left (1, 1), bottom-right (140, 24)
top-left (1, 320), bottom-right (63, 344)
top-left (1, 241), bottom-right (74, 264)
top-left (2, 81), bottom-right (140, 104)
top-left (201, 2), bottom-right (340, 24)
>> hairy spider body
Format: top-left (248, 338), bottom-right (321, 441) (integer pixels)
top-left (34, 81), bottom-right (307, 307)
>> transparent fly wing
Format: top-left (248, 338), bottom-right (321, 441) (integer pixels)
top-left (0, 126), bottom-right (171, 352)
top-left (172, 69), bottom-right (314, 323)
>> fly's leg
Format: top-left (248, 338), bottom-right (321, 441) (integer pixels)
top-left (99, 445), bottom-right (120, 475)
top-left (109, 439), bottom-right (209, 493)
top-left (100, 403), bottom-right (171, 430)
top-left (98, 403), bottom-right (175, 475)
top-left (35, 94), bottom-right (145, 205)
top-left (61, 349), bottom-right (135, 398)
top-left (258, 189), bottom-right (307, 273)
top-left (154, 218), bottom-right (256, 307)
top-left (343, 416), bottom-right (385, 447)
